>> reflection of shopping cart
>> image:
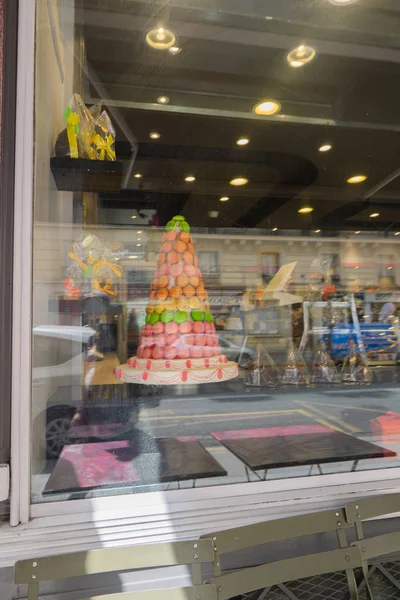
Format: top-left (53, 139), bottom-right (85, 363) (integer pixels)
top-left (328, 323), bottom-right (400, 360)
top-left (329, 322), bottom-right (400, 384)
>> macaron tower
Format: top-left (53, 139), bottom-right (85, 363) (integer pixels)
top-left (115, 216), bottom-right (238, 385)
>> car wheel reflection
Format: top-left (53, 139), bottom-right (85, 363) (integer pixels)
top-left (45, 416), bottom-right (72, 458)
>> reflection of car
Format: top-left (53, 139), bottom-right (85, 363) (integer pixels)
top-left (33, 325), bottom-right (149, 460)
top-left (218, 336), bottom-right (255, 368)
top-left (171, 334), bottom-right (254, 368)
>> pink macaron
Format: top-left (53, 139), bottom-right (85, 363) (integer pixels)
top-left (179, 321), bottom-right (192, 334)
top-left (152, 346), bottom-right (164, 359)
top-left (164, 346), bottom-right (177, 360)
top-left (152, 321), bottom-right (165, 335)
top-left (194, 334), bottom-right (206, 346)
top-left (166, 333), bottom-right (179, 346)
top-left (165, 321), bottom-right (179, 335)
top-left (177, 346), bottom-right (190, 359)
top-left (154, 333), bottom-right (167, 347)
top-left (190, 346), bottom-right (203, 358)
top-left (192, 321), bottom-right (204, 334)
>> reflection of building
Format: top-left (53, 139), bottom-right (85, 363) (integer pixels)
top-left (34, 223), bottom-right (400, 306)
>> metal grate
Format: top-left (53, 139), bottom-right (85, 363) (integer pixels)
top-left (359, 567), bottom-right (400, 600)
top-left (237, 562), bottom-right (400, 600)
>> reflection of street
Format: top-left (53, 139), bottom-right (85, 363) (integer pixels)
top-left (36, 383), bottom-right (400, 499)
top-left (137, 385), bottom-right (400, 459)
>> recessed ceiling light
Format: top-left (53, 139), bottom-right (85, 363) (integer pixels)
top-left (236, 137), bottom-right (250, 146)
top-left (131, 215), bottom-right (137, 219)
top-left (146, 26), bottom-right (176, 50)
top-left (347, 174), bottom-right (367, 184)
top-left (230, 177), bottom-right (248, 186)
top-left (355, 231), bottom-right (361, 234)
top-left (315, 229), bottom-right (321, 233)
top-left (395, 232), bottom-right (400, 236)
top-left (287, 45), bottom-right (316, 68)
top-left (136, 243), bottom-right (142, 247)
top-left (220, 196), bottom-right (229, 202)
top-left (208, 210), bottom-right (219, 218)
top-left (370, 212), bottom-right (379, 218)
top-left (298, 206), bottom-right (313, 214)
top-left (328, 0), bottom-right (358, 5)
top-left (185, 175), bottom-right (195, 182)
top-left (157, 95), bottom-right (170, 104)
top-left (388, 266), bottom-right (393, 270)
top-left (272, 227), bottom-right (278, 231)
top-left (138, 230), bottom-right (142, 234)
top-left (134, 173), bottom-right (142, 178)
top-left (150, 131), bottom-right (161, 140)
top-left (354, 266), bottom-right (359, 270)
top-left (318, 144), bottom-right (332, 152)
top-left (169, 46), bottom-right (181, 55)
top-left (253, 100), bottom-right (281, 116)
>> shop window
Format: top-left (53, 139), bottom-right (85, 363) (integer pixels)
top-left (29, 0), bottom-right (400, 504)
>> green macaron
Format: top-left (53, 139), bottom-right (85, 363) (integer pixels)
top-left (174, 310), bottom-right (188, 324)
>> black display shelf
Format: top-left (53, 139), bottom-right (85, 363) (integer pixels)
top-left (50, 157), bottom-right (123, 192)
top-left (49, 298), bottom-right (122, 315)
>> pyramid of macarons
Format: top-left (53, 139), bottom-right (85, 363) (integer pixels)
top-left (115, 216), bottom-right (238, 385)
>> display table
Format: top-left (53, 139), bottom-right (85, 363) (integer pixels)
top-left (211, 425), bottom-right (396, 474)
top-left (44, 437), bottom-right (227, 493)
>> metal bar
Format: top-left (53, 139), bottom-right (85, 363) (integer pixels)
top-left (14, 540), bottom-right (214, 584)
top-left (27, 582), bottom-right (39, 600)
top-left (377, 564), bottom-right (400, 592)
top-left (86, 96), bottom-right (400, 133)
top-left (0, 0), bottom-right (18, 469)
top-left (345, 493), bottom-right (400, 522)
top-left (277, 583), bottom-right (299, 600)
top-left (353, 531), bottom-right (400, 559)
top-left (201, 507), bottom-right (351, 555)
top-left (74, 585), bottom-right (217, 600)
top-left (209, 547), bottom-right (363, 600)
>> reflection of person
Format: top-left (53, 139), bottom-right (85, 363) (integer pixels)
top-left (292, 304), bottom-right (304, 348)
top-left (379, 302), bottom-right (396, 323)
top-left (128, 309), bottom-right (140, 353)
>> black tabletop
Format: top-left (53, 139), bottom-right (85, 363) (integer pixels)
top-left (215, 431), bottom-right (396, 471)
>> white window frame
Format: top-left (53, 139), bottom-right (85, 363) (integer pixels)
top-left (8, 0), bottom-right (400, 564)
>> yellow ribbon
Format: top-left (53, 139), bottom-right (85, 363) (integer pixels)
top-left (68, 244), bottom-right (88, 271)
top-left (66, 112), bottom-right (80, 159)
top-left (93, 259), bottom-right (122, 278)
top-left (93, 133), bottom-right (116, 161)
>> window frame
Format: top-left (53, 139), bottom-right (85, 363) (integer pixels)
top-left (10, 0), bottom-right (400, 539)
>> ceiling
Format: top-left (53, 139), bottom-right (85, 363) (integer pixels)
top-left (78, 0), bottom-right (400, 232)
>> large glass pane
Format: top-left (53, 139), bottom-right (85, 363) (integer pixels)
top-left (32, 0), bottom-right (400, 502)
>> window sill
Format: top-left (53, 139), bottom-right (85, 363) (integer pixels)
top-left (2, 468), bottom-right (400, 567)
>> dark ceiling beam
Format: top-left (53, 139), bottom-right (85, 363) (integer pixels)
top-left (81, 7), bottom-right (400, 66)
top-left (236, 156), bottom-right (318, 228)
top-left (318, 201), bottom-right (371, 227)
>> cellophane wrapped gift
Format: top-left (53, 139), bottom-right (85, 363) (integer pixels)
top-left (63, 232), bottom-right (122, 299)
top-left (311, 340), bottom-right (339, 384)
top-left (93, 110), bottom-right (116, 160)
top-left (281, 340), bottom-right (309, 386)
top-left (246, 343), bottom-right (280, 388)
top-left (341, 339), bottom-right (372, 384)
top-left (55, 93), bottom-right (116, 160)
